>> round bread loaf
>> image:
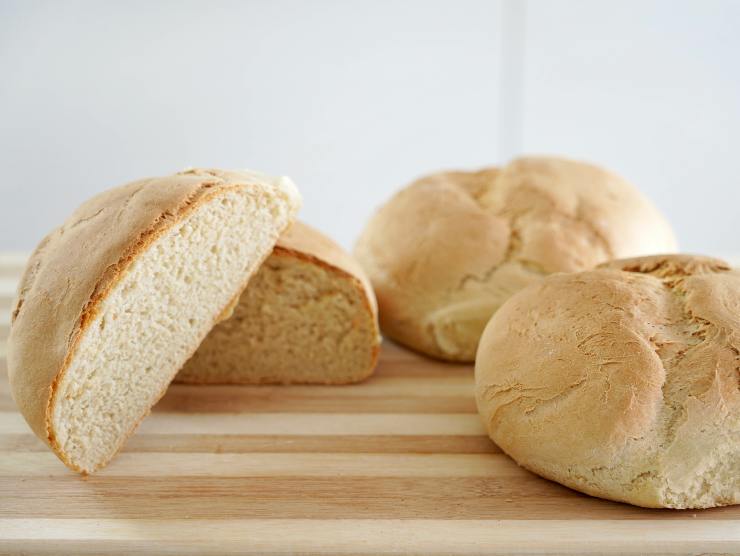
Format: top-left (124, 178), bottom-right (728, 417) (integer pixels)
top-left (354, 156), bottom-right (677, 361)
top-left (475, 254), bottom-right (740, 509)
top-left (8, 168), bottom-right (301, 473)
top-left (176, 221), bottom-right (381, 385)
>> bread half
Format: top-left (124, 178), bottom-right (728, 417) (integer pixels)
top-left (177, 222), bottom-right (380, 384)
top-left (7, 168), bottom-right (301, 473)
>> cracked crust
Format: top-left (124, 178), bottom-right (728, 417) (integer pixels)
top-left (7, 168), bottom-right (301, 466)
top-left (354, 156), bottom-right (677, 362)
top-left (475, 254), bottom-right (740, 508)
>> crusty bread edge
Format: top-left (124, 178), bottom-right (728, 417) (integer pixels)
top-left (50, 187), bottom-right (241, 473)
top-left (271, 242), bottom-right (380, 383)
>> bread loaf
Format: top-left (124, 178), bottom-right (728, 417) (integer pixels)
top-left (475, 254), bottom-right (739, 508)
top-left (7, 168), bottom-right (301, 473)
top-left (355, 156), bottom-right (677, 361)
top-left (177, 222), bottom-right (380, 384)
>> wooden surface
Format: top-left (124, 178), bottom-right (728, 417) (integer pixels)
top-left (0, 253), bottom-right (739, 555)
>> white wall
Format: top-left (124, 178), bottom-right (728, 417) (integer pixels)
top-left (518, 0), bottom-right (740, 255)
top-left (0, 0), bottom-right (502, 250)
top-left (0, 0), bottom-right (738, 255)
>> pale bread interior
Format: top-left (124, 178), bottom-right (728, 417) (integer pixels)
top-left (51, 188), bottom-right (293, 472)
top-left (177, 250), bottom-right (377, 384)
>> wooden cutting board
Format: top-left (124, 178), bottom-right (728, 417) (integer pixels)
top-left (0, 254), bottom-right (738, 555)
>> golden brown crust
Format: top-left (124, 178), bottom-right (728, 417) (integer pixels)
top-left (355, 156), bottom-right (678, 362)
top-left (277, 221), bottom-right (379, 317)
top-left (7, 168), bottom-right (300, 471)
top-left (475, 254), bottom-right (739, 508)
top-left (274, 223), bottom-right (380, 381)
top-left (355, 167), bottom-right (510, 362)
top-left (598, 253), bottom-right (731, 276)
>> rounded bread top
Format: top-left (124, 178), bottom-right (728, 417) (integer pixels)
top-left (475, 254), bottom-right (739, 508)
top-left (355, 156), bottom-right (677, 361)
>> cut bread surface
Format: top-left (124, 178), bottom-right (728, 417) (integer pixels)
top-left (8, 169), bottom-right (301, 473)
top-left (177, 222), bottom-right (380, 385)
top-left (52, 188), bottom-right (286, 471)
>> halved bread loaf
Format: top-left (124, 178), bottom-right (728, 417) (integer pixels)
top-left (7, 168), bottom-right (301, 473)
top-left (177, 222), bottom-right (380, 384)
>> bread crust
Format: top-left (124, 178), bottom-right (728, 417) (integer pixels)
top-left (277, 221), bottom-right (378, 315)
top-left (475, 254), bottom-right (739, 508)
top-left (275, 222), bottom-right (380, 380)
top-left (7, 168), bottom-right (300, 472)
top-left (355, 156), bottom-right (677, 362)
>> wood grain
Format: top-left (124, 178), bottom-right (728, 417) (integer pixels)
top-left (2, 519), bottom-right (738, 556)
top-left (0, 313), bottom-right (8, 341)
top-left (0, 433), bottom-right (499, 455)
top-left (0, 411), bottom-right (485, 436)
top-left (0, 452), bottom-right (521, 478)
top-left (0, 254), bottom-right (26, 278)
top-left (0, 476), bottom-right (736, 521)
top-left (0, 258), bottom-right (739, 555)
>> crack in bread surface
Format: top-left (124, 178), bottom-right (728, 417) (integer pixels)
top-left (580, 264), bottom-right (730, 502)
top-left (356, 158), bottom-right (677, 363)
top-left (476, 255), bottom-right (739, 508)
top-left (430, 178), bottom-right (617, 359)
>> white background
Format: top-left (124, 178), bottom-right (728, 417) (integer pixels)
top-left (1, 0), bottom-right (738, 255)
